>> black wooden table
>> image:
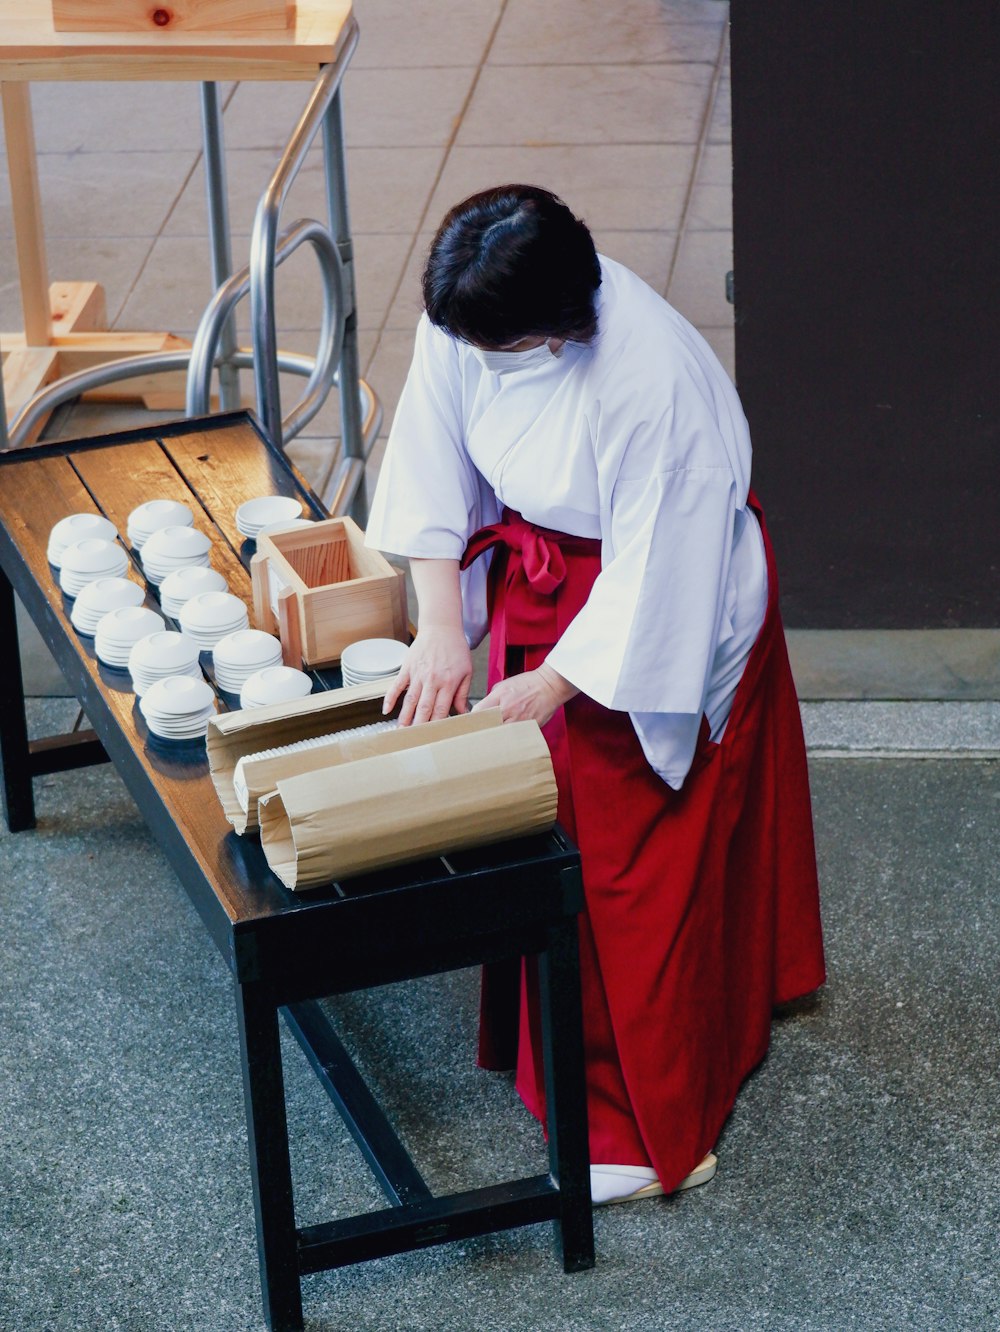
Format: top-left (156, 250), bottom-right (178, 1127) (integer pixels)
top-left (0, 411), bottom-right (594, 1331)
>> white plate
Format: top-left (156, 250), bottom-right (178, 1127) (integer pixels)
top-left (159, 566), bottom-right (227, 610)
top-left (235, 495), bottom-right (303, 536)
top-left (140, 674), bottom-right (216, 718)
top-left (341, 638), bottom-right (408, 676)
top-left (129, 629), bottom-right (201, 674)
top-left (142, 525), bottom-right (211, 559)
top-left (213, 629), bottom-right (283, 670)
top-left (95, 605), bottom-right (164, 644)
top-left (48, 514), bottom-right (118, 565)
top-left (179, 591), bottom-right (248, 630)
top-left (256, 517), bottom-right (315, 538)
top-left (127, 500), bottom-right (194, 547)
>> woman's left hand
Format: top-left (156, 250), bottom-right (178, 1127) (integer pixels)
top-left (471, 663), bottom-right (579, 728)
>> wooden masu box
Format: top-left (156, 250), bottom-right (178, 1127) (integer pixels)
top-left (250, 516), bottom-right (408, 669)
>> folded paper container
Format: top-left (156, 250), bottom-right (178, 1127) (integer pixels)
top-left (206, 683), bottom-right (559, 889)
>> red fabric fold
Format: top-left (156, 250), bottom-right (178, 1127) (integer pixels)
top-left (465, 500), bottom-right (825, 1192)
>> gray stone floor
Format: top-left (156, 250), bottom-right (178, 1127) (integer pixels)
top-left (2, 700), bottom-right (997, 1331)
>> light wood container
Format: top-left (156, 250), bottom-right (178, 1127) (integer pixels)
top-left (51, 0), bottom-right (295, 33)
top-left (207, 680), bottom-right (395, 835)
top-left (206, 683), bottom-right (559, 888)
top-left (258, 717), bottom-right (559, 890)
top-left (250, 516), bottom-right (408, 669)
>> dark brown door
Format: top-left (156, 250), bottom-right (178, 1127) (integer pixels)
top-left (730, 1), bottom-right (999, 628)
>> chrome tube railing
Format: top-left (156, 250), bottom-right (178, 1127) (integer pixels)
top-left (187, 217), bottom-right (346, 443)
top-left (249, 20), bottom-right (360, 450)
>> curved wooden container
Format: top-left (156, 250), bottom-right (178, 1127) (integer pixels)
top-left (258, 720), bottom-right (559, 890)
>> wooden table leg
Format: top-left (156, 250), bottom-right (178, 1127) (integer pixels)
top-left (0, 568), bottom-right (37, 832)
top-left (234, 979), bottom-right (304, 1332)
top-left (538, 901), bottom-right (595, 1274)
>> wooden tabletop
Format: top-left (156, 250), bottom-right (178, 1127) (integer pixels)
top-left (0, 414), bottom-right (328, 938)
top-left (0, 0), bottom-right (354, 81)
top-left (0, 411), bottom-right (581, 996)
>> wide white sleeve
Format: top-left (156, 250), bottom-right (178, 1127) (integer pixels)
top-left (545, 441), bottom-right (740, 786)
top-left (547, 459), bottom-right (738, 706)
top-left (364, 316), bottom-right (498, 644)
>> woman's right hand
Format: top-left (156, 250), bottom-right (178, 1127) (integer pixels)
top-left (383, 623), bottom-right (473, 725)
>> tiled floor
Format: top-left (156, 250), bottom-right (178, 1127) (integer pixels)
top-left (1, 0), bottom-right (734, 505)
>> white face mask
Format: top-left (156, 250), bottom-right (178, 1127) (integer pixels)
top-left (470, 341), bottom-right (558, 375)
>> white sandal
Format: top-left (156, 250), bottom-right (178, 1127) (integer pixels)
top-left (590, 1153), bottom-right (718, 1205)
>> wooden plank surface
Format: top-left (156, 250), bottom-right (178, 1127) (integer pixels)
top-left (52, 0), bottom-right (293, 35)
top-left (0, 434), bottom-right (295, 930)
top-left (0, 0), bottom-right (352, 82)
top-left (160, 421), bottom-right (321, 559)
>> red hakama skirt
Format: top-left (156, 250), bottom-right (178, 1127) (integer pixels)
top-left (461, 497), bottom-right (825, 1192)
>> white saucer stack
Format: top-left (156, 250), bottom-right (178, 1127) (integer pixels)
top-left (139, 676), bottom-right (217, 741)
top-left (212, 629), bottom-right (284, 694)
top-left (340, 637), bottom-right (408, 688)
top-left (70, 576), bottom-right (145, 635)
top-left (47, 513), bottom-right (118, 568)
top-left (159, 566), bottom-right (228, 618)
top-left (257, 517), bottom-right (315, 539)
top-left (178, 591), bottom-right (249, 652)
top-left (59, 538), bottom-right (130, 598)
top-left (94, 605), bottom-right (165, 668)
top-left (127, 499), bottom-right (194, 550)
top-left (235, 495), bottom-right (303, 539)
top-left (128, 631), bottom-right (202, 697)
top-left (239, 665), bottom-right (313, 710)
top-left (140, 526), bottom-right (212, 586)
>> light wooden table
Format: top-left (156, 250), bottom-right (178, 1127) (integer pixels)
top-left (0, 0), bottom-right (375, 518)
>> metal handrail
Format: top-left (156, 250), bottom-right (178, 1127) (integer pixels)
top-left (5, 350), bottom-right (382, 460)
top-left (250, 21), bottom-right (360, 448)
top-left (187, 217), bottom-right (345, 443)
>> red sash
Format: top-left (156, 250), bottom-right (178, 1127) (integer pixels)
top-left (461, 499), bottom-right (825, 1189)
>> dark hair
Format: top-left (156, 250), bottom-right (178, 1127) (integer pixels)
top-left (421, 184), bottom-right (602, 347)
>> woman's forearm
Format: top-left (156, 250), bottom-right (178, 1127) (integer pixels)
top-left (409, 557), bottom-right (465, 629)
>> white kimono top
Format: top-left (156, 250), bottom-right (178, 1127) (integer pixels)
top-left (365, 256), bottom-right (768, 789)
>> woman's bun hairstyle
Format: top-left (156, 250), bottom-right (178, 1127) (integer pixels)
top-left (422, 184), bottom-right (601, 347)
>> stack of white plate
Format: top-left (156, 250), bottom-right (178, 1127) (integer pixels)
top-left (257, 517), bottom-right (315, 539)
top-left (212, 629), bottom-right (283, 693)
top-left (128, 631), bottom-right (202, 698)
top-left (341, 637), bottom-right (408, 688)
top-left (140, 526), bottom-right (212, 585)
top-left (239, 665), bottom-right (314, 710)
top-left (59, 538), bottom-right (130, 598)
top-left (235, 495), bottom-right (303, 539)
top-left (94, 605), bottom-right (165, 668)
top-left (178, 591), bottom-right (249, 652)
top-left (126, 499), bottom-right (194, 550)
top-left (139, 675), bottom-right (217, 742)
top-left (159, 566), bottom-right (228, 618)
top-left (70, 576), bottom-right (145, 636)
top-left (47, 513), bottom-right (118, 568)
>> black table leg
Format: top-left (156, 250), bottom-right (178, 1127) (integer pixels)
top-left (235, 980), bottom-right (304, 1332)
top-left (538, 907), bottom-right (595, 1273)
top-left (0, 569), bottom-right (36, 832)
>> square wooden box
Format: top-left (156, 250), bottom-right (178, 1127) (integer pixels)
top-left (250, 516), bottom-right (408, 669)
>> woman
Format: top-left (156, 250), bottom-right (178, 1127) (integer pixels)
top-left (365, 185), bottom-right (825, 1205)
